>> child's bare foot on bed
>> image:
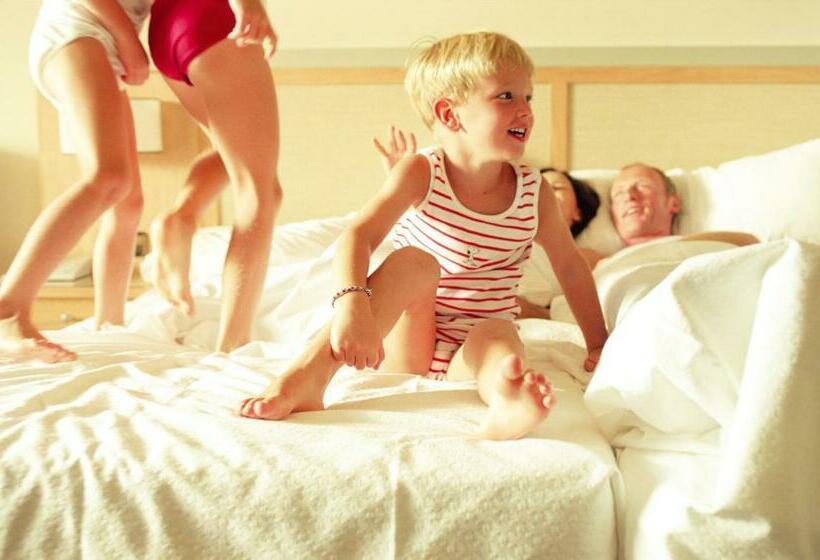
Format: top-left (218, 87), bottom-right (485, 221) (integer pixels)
top-left (238, 364), bottom-right (331, 420)
top-left (151, 212), bottom-right (195, 316)
top-left (0, 314), bottom-right (76, 362)
top-left (479, 354), bottom-right (554, 440)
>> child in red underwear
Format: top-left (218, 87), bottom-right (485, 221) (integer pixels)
top-left (147, 0), bottom-right (281, 352)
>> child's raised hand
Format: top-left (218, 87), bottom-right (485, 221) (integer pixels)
top-left (227, 0), bottom-right (278, 59)
top-left (330, 299), bottom-right (385, 370)
top-left (372, 126), bottom-right (417, 176)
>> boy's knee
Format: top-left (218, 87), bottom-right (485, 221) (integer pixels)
top-left (389, 247), bottom-right (440, 281)
top-left (472, 318), bottom-right (517, 340)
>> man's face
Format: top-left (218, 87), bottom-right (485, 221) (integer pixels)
top-left (609, 165), bottom-right (680, 245)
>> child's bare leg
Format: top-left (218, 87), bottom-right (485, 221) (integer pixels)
top-left (448, 319), bottom-right (554, 440)
top-left (93, 95), bottom-right (143, 327)
top-left (239, 247), bottom-right (439, 420)
top-left (151, 144), bottom-right (229, 315)
top-left (187, 40), bottom-right (281, 352)
top-left (0, 39), bottom-right (138, 361)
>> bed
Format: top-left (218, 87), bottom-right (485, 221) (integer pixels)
top-left (6, 138), bottom-right (819, 559)
top-left (0, 215), bottom-right (622, 559)
top-left (9, 56), bottom-right (820, 558)
top-left (535, 138), bottom-right (820, 558)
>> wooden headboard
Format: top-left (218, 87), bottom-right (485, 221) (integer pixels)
top-left (37, 64), bottom-right (820, 252)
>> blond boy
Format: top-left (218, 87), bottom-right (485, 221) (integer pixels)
top-left (240, 32), bottom-right (608, 440)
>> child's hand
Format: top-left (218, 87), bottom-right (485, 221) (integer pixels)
top-left (330, 300), bottom-right (385, 370)
top-left (227, 0), bottom-right (278, 59)
top-left (372, 126), bottom-right (417, 176)
top-left (120, 43), bottom-right (150, 85)
top-left (584, 346), bottom-right (603, 372)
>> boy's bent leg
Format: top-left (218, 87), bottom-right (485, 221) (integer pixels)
top-left (448, 319), bottom-right (554, 440)
top-left (239, 247), bottom-right (439, 420)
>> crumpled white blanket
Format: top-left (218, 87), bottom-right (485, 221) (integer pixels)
top-left (584, 239), bottom-right (820, 559)
top-left (0, 321), bottom-right (620, 559)
top-left (1, 216), bottom-right (623, 559)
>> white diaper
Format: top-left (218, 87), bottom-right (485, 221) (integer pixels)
top-left (28, 0), bottom-right (150, 107)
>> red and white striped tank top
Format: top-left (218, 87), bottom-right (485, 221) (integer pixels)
top-left (391, 147), bottom-right (541, 321)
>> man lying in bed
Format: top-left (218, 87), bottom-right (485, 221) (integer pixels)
top-left (520, 163), bottom-right (758, 319)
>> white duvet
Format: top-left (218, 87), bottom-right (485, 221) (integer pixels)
top-left (584, 238), bottom-right (820, 559)
top-left (0, 218), bottom-right (622, 559)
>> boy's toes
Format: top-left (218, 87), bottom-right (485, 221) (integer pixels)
top-left (239, 397), bottom-right (259, 418)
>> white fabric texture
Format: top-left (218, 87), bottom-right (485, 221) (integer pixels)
top-left (584, 239), bottom-right (820, 559)
top-left (138, 215), bottom-right (384, 351)
top-left (0, 322), bottom-right (620, 559)
top-left (2, 216), bottom-right (621, 559)
top-left (686, 137), bottom-right (820, 244)
top-left (548, 237), bottom-right (739, 328)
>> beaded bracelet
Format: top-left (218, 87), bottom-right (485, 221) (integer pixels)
top-left (331, 285), bottom-right (373, 308)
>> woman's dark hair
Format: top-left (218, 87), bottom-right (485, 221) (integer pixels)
top-left (540, 167), bottom-right (600, 238)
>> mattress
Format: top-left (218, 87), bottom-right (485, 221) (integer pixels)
top-left (0, 319), bottom-right (622, 559)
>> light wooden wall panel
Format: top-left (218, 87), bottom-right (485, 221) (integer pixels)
top-left (570, 83), bottom-right (820, 170)
top-left (221, 81), bottom-right (551, 224)
top-left (36, 65), bottom-right (820, 247)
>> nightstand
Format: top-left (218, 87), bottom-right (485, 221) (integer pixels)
top-left (32, 276), bottom-right (149, 330)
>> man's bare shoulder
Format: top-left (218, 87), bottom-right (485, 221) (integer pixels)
top-left (681, 231), bottom-right (759, 246)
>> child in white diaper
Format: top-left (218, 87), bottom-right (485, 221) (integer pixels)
top-left (0, 0), bottom-right (152, 362)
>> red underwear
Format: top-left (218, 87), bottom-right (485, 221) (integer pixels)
top-left (148, 0), bottom-right (235, 85)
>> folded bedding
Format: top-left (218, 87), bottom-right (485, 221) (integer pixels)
top-left (584, 239), bottom-right (820, 558)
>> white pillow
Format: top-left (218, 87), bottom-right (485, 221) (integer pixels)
top-left (571, 169), bottom-right (624, 257)
top-left (141, 214), bottom-right (354, 297)
top-left (690, 138), bottom-right (820, 244)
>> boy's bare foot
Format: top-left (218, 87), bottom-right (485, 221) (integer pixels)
top-left (479, 354), bottom-right (554, 440)
top-left (150, 212), bottom-right (195, 316)
top-left (0, 314), bottom-right (76, 363)
top-left (238, 364), bottom-right (331, 420)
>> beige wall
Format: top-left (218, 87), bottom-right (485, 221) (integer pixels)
top-left (271, 0), bottom-right (820, 49)
top-left (3, 0), bottom-right (820, 272)
top-left (571, 84), bottom-right (820, 170)
top-left (1, 2), bottom-right (40, 274)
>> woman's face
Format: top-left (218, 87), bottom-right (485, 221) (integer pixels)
top-left (543, 171), bottom-right (580, 226)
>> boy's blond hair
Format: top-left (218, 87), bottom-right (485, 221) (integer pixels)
top-left (405, 31), bottom-right (534, 129)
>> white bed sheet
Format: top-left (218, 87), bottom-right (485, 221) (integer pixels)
top-left (584, 239), bottom-right (820, 559)
top-left (0, 321), bottom-right (621, 559)
top-left (2, 212), bottom-right (623, 559)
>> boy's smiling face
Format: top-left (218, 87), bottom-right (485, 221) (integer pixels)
top-left (449, 67), bottom-right (534, 161)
